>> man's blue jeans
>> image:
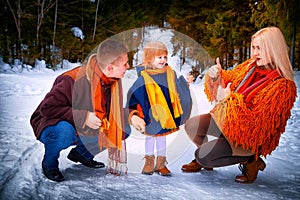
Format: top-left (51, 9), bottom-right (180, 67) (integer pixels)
top-left (39, 121), bottom-right (99, 170)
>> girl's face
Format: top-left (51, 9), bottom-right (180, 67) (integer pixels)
top-left (151, 54), bottom-right (167, 69)
top-left (252, 37), bottom-right (271, 66)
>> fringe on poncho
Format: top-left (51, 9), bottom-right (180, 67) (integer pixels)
top-left (205, 59), bottom-right (297, 157)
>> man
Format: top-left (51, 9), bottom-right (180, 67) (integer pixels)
top-left (30, 39), bottom-right (130, 182)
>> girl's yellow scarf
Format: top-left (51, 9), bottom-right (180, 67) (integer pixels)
top-left (141, 65), bottom-right (183, 129)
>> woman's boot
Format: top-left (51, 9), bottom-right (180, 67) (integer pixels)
top-left (155, 156), bottom-right (171, 176)
top-left (235, 157), bottom-right (266, 184)
top-left (142, 155), bottom-right (155, 175)
top-left (181, 159), bottom-right (213, 172)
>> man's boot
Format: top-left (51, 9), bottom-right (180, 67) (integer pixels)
top-left (235, 157), bottom-right (266, 184)
top-left (42, 161), bottom-right (65, 182)
top-left (67, 148), bottom-right (105, 168)
top-left (142, 155), bottom-right (155, 175)
top-left (155, 156), bottom-right (171, 176)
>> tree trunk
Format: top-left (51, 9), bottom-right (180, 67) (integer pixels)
top-left (51, 0), bottom-right (58, 66)
top-left (92, 0), bottom-right (101, 41)
top-left (180, 45), bottom-right (186, 71)
top-left (6, 0), bottom-right (22, 58)
top-left (36, 0), bottom-right (55, 59)
top-left (36, 0), bottom-right (45, 47)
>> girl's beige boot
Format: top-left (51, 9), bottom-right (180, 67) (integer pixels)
top-left (142, 155), bottom-right (155, 175)
top-left (155, 156), bottom-right (171, 176)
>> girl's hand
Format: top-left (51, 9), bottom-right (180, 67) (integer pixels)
top-left (131, 115), bottom-right (146, 133)
top-left (186, 74), bottom-right (194, 85)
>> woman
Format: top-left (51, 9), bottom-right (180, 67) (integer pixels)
top-left (182, 27), bottom-right (297, 183)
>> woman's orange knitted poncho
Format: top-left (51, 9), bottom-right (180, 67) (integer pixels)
top-left (204, 59), bottom-right (297, 157)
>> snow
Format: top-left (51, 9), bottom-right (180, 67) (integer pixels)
top-left (71, 27), bottom-right (85, 40)
top-left (0, 60), bottom-right (299, 200)
top-left (0, 26), bottom-right (299, 199)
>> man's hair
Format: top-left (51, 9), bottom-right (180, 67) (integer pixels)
top-left (96, 39), bottom-right (128, 69)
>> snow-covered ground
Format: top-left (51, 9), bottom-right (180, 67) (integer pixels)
top-left (0, 60), bottom-right (299, 200)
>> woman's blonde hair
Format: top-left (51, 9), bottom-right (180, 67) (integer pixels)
top-left (251, 27), bottom-right (294, 81)
top-left (142, 41), bottom-right (168, 68)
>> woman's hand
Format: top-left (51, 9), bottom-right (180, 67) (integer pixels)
top-left (208, 57), bottom-right (222, 78)
top-left (217, 83), bottom-right (232, 101)
top-left (131, 115), bottom-right (146, 133)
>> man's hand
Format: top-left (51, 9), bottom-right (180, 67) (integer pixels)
top-left (131, 115), bottom-right (146, 133)
top-left (85, 112), bottom-right (102, 129)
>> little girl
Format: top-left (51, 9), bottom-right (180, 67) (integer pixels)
top-left (126, 41), bottom-right (192, 176)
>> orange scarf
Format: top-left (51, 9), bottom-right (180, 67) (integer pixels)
top-left (86, 54), bottom-right (127, 175)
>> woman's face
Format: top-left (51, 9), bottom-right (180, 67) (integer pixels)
top-left (252, 37), bottom-right (271, 66)
top-left (151, 54), bottom-right (167, 69)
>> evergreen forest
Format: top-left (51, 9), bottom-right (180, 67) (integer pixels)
top-left (0, 0), bottom-right (299, 70)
